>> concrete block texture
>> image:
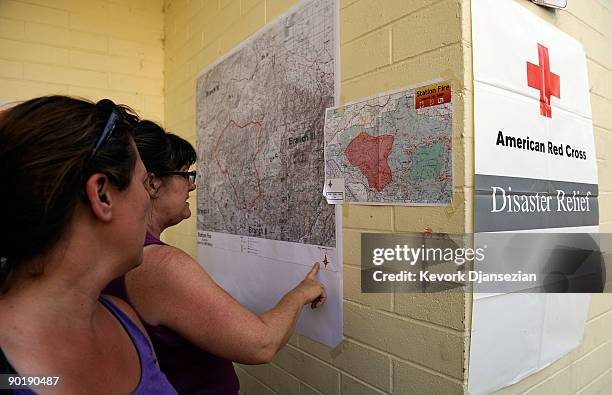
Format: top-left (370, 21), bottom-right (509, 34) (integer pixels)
top-left (343, 205), bottom-right (394, 231)
top-left (393, 360), bottom-right (463, 395)
top-left (394, 291), bottom-right (465, 331)
top-left (344, 301), bottom-right (464, 379)
top-left (0, 0), bottom-right (164, 121)
top-left (298, 336), bottom-right (391, 392)
top-left (0, 1), bottom-right (68, 27)
top-left (341, 0), bottom-right (436, 44)
top-left (340, 374), bottom-right (386, 395)
top-left (0, 17), bottom-right (25, 41)
top-left (341, 44), bottom-right (465, 102)
top-left (273, 345), bottom-right (341, 395)
top-left (235, 366), bottom-right (278, 395)
top-left (344, 265), bottom-right (393, 311)
top-left (391, 0), bottom-right (462, 63)
top-left (594, 128), bottom-right (612, 161)
top-left (163, 0), bottom-right (471, 393)
top-left (393, 190), bottom-right (467, 233)
top-left (341, 28), bottom-right (390, 80)
top-left (237, 362), bottom-right (301, 394)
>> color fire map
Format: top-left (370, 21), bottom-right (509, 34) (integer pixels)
top-left (195, 0), bottom-right (342, 347)
top-left (324, 81), bottom-right (453, 205)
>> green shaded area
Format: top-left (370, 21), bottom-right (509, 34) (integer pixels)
top-left (407, 141), bottom-right (446, 183)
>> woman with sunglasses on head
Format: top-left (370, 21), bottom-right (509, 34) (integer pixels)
top-left (0, 96), bottom-right (176, 394)
top-left (104, 120), bottom-right (326, 395)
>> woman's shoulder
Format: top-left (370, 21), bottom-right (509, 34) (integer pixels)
top-left (102, 295), bottom-right (149, 336)
top-left (142, 244), bottom-right (199, 269)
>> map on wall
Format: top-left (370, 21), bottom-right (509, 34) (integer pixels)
top-left (323, 81), bottom-right (453, 205)
top-left (196, 0), bottom-right (342, 347)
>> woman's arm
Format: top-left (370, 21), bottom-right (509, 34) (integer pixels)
top-left (124, 245), bottom-right (326, 364)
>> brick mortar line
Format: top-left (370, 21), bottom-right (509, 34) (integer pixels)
top-left (520, 337), bottom-right (612, 393)
top-left (2, 76), bottom-right (151, 99)
top-left (234, 365), bottom-right (280, 395)
top-left (343, 334), bottom-right (465, 384)
top-left (340, 0), bottom-right (360, 11)
top-left (587, 56), bottom-right (612, 74)
top-left (342, 226), bottom-right (467, 234)
top-left (590, 91), bottom-right (612, 105)
top-left (575, 365), bottom-right (612, 394)
top-left (166, 31), bottom-right (206, 59)
top-left (295, 378), bottom-right (326, 395)
top-left (390, 40), bottom-right (464, 65)
top-left (344, 298), bottom-right (466, 335)
top-left (585, 304), bottom-right (612, 324)
top-left (388, 357), bottom-right (393, 394)
top-left (566, 9), bottom-right (612, 41)
top-left (281, 342), bottom-right (389, 394)
top-left (164, 48), bottom-right (215, 78)
top-left (262, 349), bottom-right (342, 395)
top-left (593, 122), bottom-right (612, 132)
top-left (341, 226), bottom-right (394, 233)
top-left (0, 75), bottom-right (37, 83)
top-left (341, 42), bottom-right (463, 85)
top-left (0, 56), bottom-right (164, 80)
top-left (598, 0), bottom-right (612, 13)
top-left (337, 370), bottom-right (389, 395)
top-left (5, 13), bottom-right (164, 38)
top-left (0, 79), bottom-right (73, 97)
top-left (16, 0), bottom-right (162, 19)
top-left (340, 0), bottom-right (448, 47)
top-left (167, 94), bottom-right (195, 108)
top-left (34, 66), bottom-right (164, 84)
top-left (0, 28), bottom-right (163, 51)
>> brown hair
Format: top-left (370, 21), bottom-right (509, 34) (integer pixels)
top-left (133, 120), bottom-right (196, 174)
top-left (0, 95), bottom-right (140, 291)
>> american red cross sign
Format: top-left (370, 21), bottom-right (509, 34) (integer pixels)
top-left (527, 43), bottom-right (560, 118)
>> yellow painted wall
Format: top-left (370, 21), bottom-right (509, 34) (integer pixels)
top-left (0, 0), bottom-right (165, 122)
top-left (1, 0), bottom-right (610, 393)
top-left (164, 0), bottom-right (470, 393)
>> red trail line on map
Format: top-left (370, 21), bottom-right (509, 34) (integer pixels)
top-left (213, 119), bottom-right (264, 210)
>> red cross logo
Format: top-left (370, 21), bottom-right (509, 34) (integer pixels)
top-left (526, 43), bottom-right (560, 118)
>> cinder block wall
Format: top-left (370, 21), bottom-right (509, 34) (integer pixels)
top-left (478, 2), bottom-right (612, 393)
top-left (163, 0), bottom-right (471, 393)
top-left (0, 0), bottom-right (165, 122)
top-left (4, 0), bottom-right (608, 393)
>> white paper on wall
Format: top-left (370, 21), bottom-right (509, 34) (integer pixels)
top-left (470, 0), bottom-right (598, 393)
top-left (195, 0), bottom-right (343, 347)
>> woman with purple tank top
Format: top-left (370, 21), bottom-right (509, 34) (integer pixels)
top-left (104, 121), bottom-right (327, 394)
top-left (0, 96), bottom-right (176, 394)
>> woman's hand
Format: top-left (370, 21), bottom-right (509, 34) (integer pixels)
top-left (295, 262), bottom-right (327, 309)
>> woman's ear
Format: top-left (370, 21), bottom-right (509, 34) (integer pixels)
top-left (146, 173), bottom-right (162, 199)
top-left (84, 173), bottom-right (113, 222)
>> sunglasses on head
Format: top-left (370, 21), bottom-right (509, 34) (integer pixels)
top-left (84, 99), bottom-right (121, 170)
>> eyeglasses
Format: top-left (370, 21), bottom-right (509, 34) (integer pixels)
top-left (84, 99), bottom-right (121, 170)
top-left (157, 171), bottom-right (196, 184)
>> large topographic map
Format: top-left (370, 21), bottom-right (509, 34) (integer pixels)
top-left (195, 0), bottom-right (341, 347)
top-left (324, 82), bottom-right (453, 205)
top-left (196, 0), bottom-right (335, 247)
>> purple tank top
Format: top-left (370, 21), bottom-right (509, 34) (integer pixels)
top-left (104, 233), bottom-right (240, 395)
top-left (98, 296), bottom-right (177, 395)
top-left (0, 297), bottom-right (176, 395)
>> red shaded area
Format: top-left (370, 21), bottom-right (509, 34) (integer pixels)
top-left (527, 43), bottom-right (560, 118)
top-left (345, 132), bottom-right (394, 191)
